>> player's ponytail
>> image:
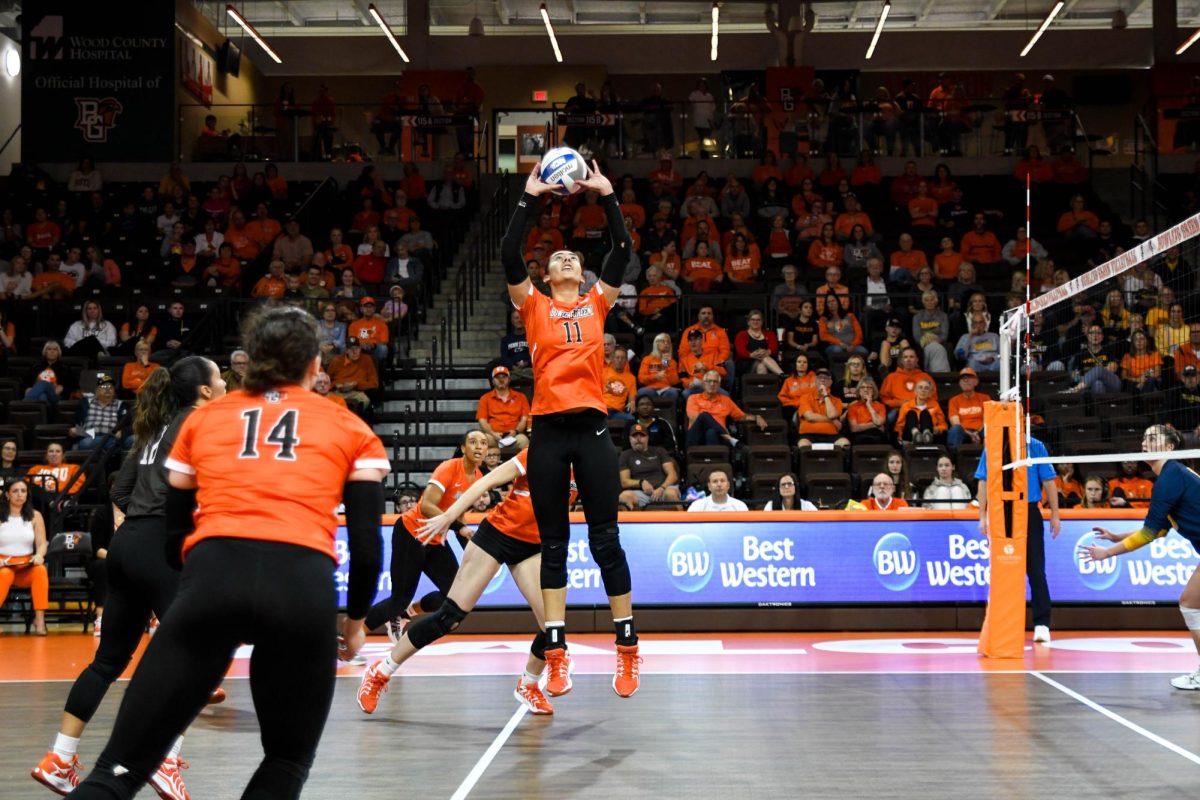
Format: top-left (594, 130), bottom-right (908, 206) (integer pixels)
top-left (242, 306), bottom-right (320, 393)
top-left (131, 367), bottom-right (173, 451)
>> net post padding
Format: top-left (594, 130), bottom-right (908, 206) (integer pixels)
top-left (978, 401), bottom-right (1028, 660)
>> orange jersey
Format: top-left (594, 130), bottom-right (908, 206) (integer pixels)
top-left (476, 389), bottom-right (530, 433)
top-left (778, 374), bottom-right (818, 410)
top-left (638, 285), bottom-right (677, 317)
top-left (1108, 476), bottom-right (1154, 509)
top-left (401, 457), bottom-right (482, 545)
top-left (602, 366), bottom-right (637, 412)
top-left (166, 387), bottom-right (389, 562)
top-left (863, 496), bottom-right (910, 511)
top-left (485, 449), bottom-right (577, 544)
top-left (726, 252), bottom-right (761, 283)
top-left (27, 463), bottom-right (82, 494)
top-left (637, 355), bottom-right (680, 390)
top-left (934, 252), bottom-right (965, 281)
top-left (516, 282), bottom-right (610, 415)
top-left (948, 391), bottom-right (990, 430)
top-left (348, 317), bottom-right (390, 346)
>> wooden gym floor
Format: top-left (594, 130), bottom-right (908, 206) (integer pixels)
top-left (1, 631), bottom-right (1199, 798)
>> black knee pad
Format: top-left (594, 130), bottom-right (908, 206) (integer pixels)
top-left (589, 526), bottom-right (632, 596)
top-left (414, 591), bottom-right (445, 616)
top-left (406, 597), bottom-right (468, 650)
top-left (530, 631), bottom-right (547, 661)
top-left (540, 541), bottom-right (568, 590)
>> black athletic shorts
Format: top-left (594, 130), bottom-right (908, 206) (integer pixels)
top-left (470, 518), bottom-right (541, 567)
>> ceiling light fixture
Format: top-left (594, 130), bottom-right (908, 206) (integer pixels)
top-left (1020, 1), bottom-right (1064, 57)
top-left (711, 2), bottom-right (719, 61)
top-left (540, 4), bottom-right (563, 62)
top-left (225, 4), bottom-right (283, 64)
top-left (865, 0), bottom-right (890, 60)
top-left (368, 3), bottom-right (410, 62)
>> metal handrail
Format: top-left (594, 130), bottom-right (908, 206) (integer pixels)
top-left (0, 123), bottom-right (21, 161)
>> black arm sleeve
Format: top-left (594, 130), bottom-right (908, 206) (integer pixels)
top-left (109, 449), bottom-right (138, 513)
top-left (501, 192), bottom-right (540, 286)
top-left (163, 485), bottom-right (198, 570)
top-left (599, 193), bottom-right (633, 287)
top-left (343, 480), bottom-right (384, 620)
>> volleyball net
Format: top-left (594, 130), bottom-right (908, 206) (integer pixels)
top-left (999, 212), bottom-right (1200, 481)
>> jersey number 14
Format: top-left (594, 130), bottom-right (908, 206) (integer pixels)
top-left (240, 408), bottom-right (300, 460)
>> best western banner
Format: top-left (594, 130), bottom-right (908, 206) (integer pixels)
top-left (333, 512), bottom-right (1199, 608)
top-left (22, 3), bottom-right (174, 161)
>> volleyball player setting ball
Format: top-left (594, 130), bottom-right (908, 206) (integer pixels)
top-left (67, 307), bottom-right (389, 800)
top-left (1079, 424), bottom-right (1200, 691)
top-left (33, 360), bottom-right (226, 799)
top-left (357, 448), bottom-right (577, 715)
top-left (500, 152), bottom-right (641, 698)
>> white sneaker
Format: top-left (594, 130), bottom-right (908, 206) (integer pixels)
top-left (386, 616), bottom-right (407, 644)
top-left (1170, 669), bottom-right (1200, 690)
top-left (1033, 625), bottom-right (1051, 643)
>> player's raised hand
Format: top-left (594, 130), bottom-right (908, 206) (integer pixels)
top-left (1078, 542), bottom-right (1111, 562)
top-left (523, 162), bottom-right (555, 197)
top-left (575, 159), bottom-right (614, 196)
top-left (1091, 526), bottom-right (1123, 542)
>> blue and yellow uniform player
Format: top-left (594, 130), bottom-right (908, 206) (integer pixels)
top-left (1081, 424), bottom-right (1200, 691)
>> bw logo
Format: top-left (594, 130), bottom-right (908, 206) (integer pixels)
top-left (75, 98), bottom-right (124, 143)
top-left (28, 15), bottom-right (66, 60)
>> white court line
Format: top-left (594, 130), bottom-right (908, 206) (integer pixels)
top-left (449, 704), bottom-right (529, 800)
top-left (1031, 671), bottom-right (1200, 767)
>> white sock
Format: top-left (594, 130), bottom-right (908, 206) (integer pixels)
top-left (378, 655), bottom-right (400, 676)
top-left (167, 736), bottom-right (184, 760)
top-left (52, 733), bottom-right (79, 759)
top-left (521, 670), bottom-right (541, 686)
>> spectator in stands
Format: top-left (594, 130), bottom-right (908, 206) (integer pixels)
top-left (846, 378), bottom-right (888, 444)
top-left (1174, 323), bottom-right (1200, 377)
top-left (1067, 324), bottom-right (1121, 395)
top-left (764, 473), bottom-right (817, 511)
top-left (679, 329), bottom-right (725, 398)
top-left (1, 254), bottom-right (31, 300)
top-left (327, 337), bottom-right (378, 414)
top-left (946, 262), bottom-right (984, 315)
top-left (636, 264), bottom-right (677, 333)
top-left (1079, 476), bottom-right (1109, 509)
top-left (955, 312), bottom-right (1001, 372)
top-left (28, 251), bottom-right (75, 300)
top-left (399, 216), bottom-right (436, 262)
top-left (843, 226), bottom-right (883, 274)
top-left (688, 469), bottom-right (747, 512)
top-left (1056, 194), bottom-right (1100, 241)
top-left (889, 233), bottom-right (927, 285)
top-left (476, 365), bottom-right (530, 449)
top-left (299, 264), bottom-right (332, 306)
top-left (932, 236), bottom-right (965, 282)
top-left (244, 202), bottom-right (281, 256)
top-left (1155, 303), bottom-right (1189, 357)
top-left (1155, 247), bottom-right (1193, 295)
top-left (0, 478), bottom-right (49, 635)
top-left (70, 373), bottom-right (131, 451)
top-left (352, 240), bottom-right (388, 286)
top-left (498, 309), bottom-right (532, 383)
top-left (881, 347), bottom-right (933, 424)
top-left (624, 395), bottom-right (679, 453)
top-left (815, 265), bottom-right (850, 316)
top-left (28, 442), bottom-right (82, 496)
top-left (26, 207), bottom-right (61, 256)
top-left (272, 218), bottom-right (313, 270)
top-left (797, 367), bottom-right (849, 448)
top-left (381, 285), bottom-right (408, 327)
top-left (618, 424), bottom-right (681, 510)
top-left (773, 263), bottom-right (807, 324)
top-left (959, 213), bottom-right (1002, 272)
top-left (252, 260), bottom-right (288, 299)
top-left (149, 301), bottom-right (191, 366)
top-left (637, 333), bottom-right (680, 400)
top-left (1146, 287), bottom-right (1178, 330)
top-left (819, 298), bottom-right (867, 359)
top-left (221, 350), bottom-right (249, 392)
top-left (603, 348), bottom-right (637, 421)
top-left (835, 355), bottom-right (869, 402)
top-left (946, 367), bottom-right (990, 451)
top-left (912, 291), bottom-right (950, 371)
top-left (785, 298), bottom-right (821, 355)
top-left (347, 297), bottom-right (390, 366)
top-left (62, 300), bottom-right (117, 358)
top-left (0, 440), bottom-right (21, 486)
top-left (1100, 288), bottom-right (1132, 335)
top-left (923, 456), bottom-right (972, 509)
top-left (682, 304), bottom-right (733, 373)
top-left (312, 371), bottom-right (348, 411)
top-left (121, 341), bottom-right (159, 394)
top-left (1055, 462), bottom-right (1084, 507)
top-left (734, 310), bottom-right (783, 376)
top-left (726, 234), bottom-right (762, 286)
top-left (1013, 144), bottom-right (1054, 184)
top-left (201, 242), bottom-right (241, 291)
top-left (1121, 329), bottom-right (1162, 395)
top-left (23, 341), bottom-right (76, 405)
top-left (1106, 460), bottom-right (1153, 509)
top-left (1002, 226), bottom-right (1048, 266)
top-left (890, 160), bottom-right (923, 207)
top-left (894, 378), bottom-right (947, 445)
top-left (876, 317), bottom-right (913, 375)
top-left (779, 353), bottom-right (818, 422)
top-left (1121, 258), bottom-right (1162, 309)
top-left (807, 223), bottom-right (843, 274)
top-left (316, 303), bottom-right (347, 359)
top-left (332, 267), bottom-right (367, 303)
top-left (68, 156), bottom-right (103, 194)
top-left (863, 473), bottom-right (909, 511)
top-left (1166, 365), bottom-right (1200, 431)
top-left (686, 370), bottom-right (767, 446)
top-left (1052, 146), bottom-right (1089, 185)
